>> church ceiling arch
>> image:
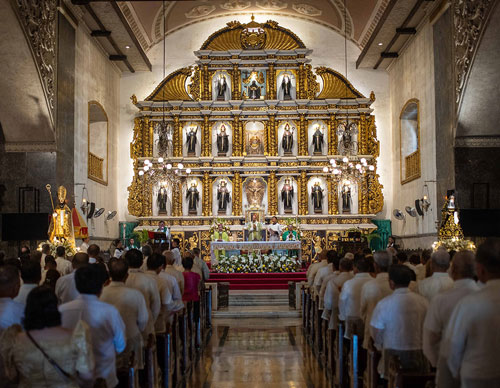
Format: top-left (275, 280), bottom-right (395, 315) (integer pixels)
top-left (117, 0), bottom-right (385, 52)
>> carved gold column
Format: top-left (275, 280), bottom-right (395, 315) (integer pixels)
top-left (172, 182), bottom-right (182, 216)
top-left (298, 64), bottom-right (306, 99)
top-left (268, 63), bottom-right (276, 99)
top-left (359, 114), bottom-right (368, 155)
top-left (144, 180), bottom-right (153, 216)
top-left (268, 115), bottom-right (277, 156)
top-left (367, 168), bottom-right (384, 214)
top-left (327, 175), bottom-right (338, 215)
top-left (202, 172), bottom-right (211, 216)
top-left (358, 176), bottom-right (369, 214)
top-left (202, 65), bottom-right (210, 100)
top-left (329, 114), bottom-right (338, 155)
top-left (232, 172), bottom-right (242, 216)
top-left (173, 116), bottom-right (181, 157)
top-left (298, 171), bottom-right (308, 215)
top-left (298, 114), bottom-right (307, 156)
top-left (232, 64), bottom-right (240, 99)
top-left (145, 119), bottom-right (154, 157)
top-left (268, 171), bottom-right (278, 215)
top-left (202, 115), bottom-right (211, 157)
top-left (232, 115), bottom-right (242, 156)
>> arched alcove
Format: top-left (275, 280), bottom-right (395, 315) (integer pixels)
top-left (400, 99), bottom-right (420, 184)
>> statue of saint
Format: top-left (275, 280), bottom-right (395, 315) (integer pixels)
top-left (48, 185), bottom-right (75, 248)
top-left (311, 182), bottom-right (324, 213)
top-left (248, 80), bottom-right (261, 100)
top-left (186, 182), bottom-right (200, 214)
top-left (281, 178), bottom-right (294, 213)
top-left (186, 126), bottom-right (198, 156)
top-left (157, 186), bottom-right (168, 214)
top-left (439, 190), bottom-right (464, 240)
top-left (281, 74), bottom-right (292, 100)
top-left (246, 213), bottom-right (263, 241)
top-left (282, 123), bottom-right (294, 154)
top-left (312, 126), bottom-right (324, 154)
top-left (216, 124), bottom-right (229, 156)
top-left (245, 178), bottom-right (265, 207)
top-left (216, 75), bottom-right (228, 101)
top-left (342, 185), bottom-right (351, 214)
top-left (248, 134), bottom-right (263, 155)
top-left (217, 180), bottom-right (231, 214)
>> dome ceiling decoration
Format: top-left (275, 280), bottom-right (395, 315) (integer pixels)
top-left (116, 0), bottom-right (385, 52)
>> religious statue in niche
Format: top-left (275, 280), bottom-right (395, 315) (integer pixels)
top-left (245, 178), bottom-right (266, 208)
top-left (282, 123), bottom-right (294, 155)
top-left (281, 178), bottom-right (294, 214)
top-left (186, 126), bottom-right (198, 156)
top-left (312, 125), bottom-right (324, 155)
top-left (241, 70), bottom-right (266, 100)
top-left (342, 184), bottom-right (352, 214)
top-left (248, 134), bottom-right (263, 154)
top-left (157, 185), bottom-right (168, 215)
top-left (245, 123), bottom-right (265, 155)
top-left (217, 180), bottom-right (231, 214)
top-left (214, 74), bottom-right (230, 101)
top-left (47, 185), bottom-right (75, 249)
top-left (338, 122), bottom-right (358, 155)
top-left (311, 181), bottom-right (324, 214)
top-left (217, 124), bottom-right (229, 156)
top-left (277, 71), bottom-right (296, 100)
top-left (156, 123), bottom-right (173, 157)
top-left (186, 182), bottom-right (200, 214)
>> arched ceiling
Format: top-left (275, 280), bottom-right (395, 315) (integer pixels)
top-left (119, 0), bottom-right (384, 52)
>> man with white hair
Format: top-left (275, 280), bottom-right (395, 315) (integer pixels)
top-left (423, 250), bottom-right (479, 386)
top-left (360, 250), bottom-right (393, 349)
top-left (440, 239), bottom-right (500, 387)
top-left (307, 249), bottom-right (328, 287)
top-left (417, 248), bottom-right (453, 301)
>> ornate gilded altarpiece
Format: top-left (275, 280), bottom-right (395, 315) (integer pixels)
top-left (128, 19), bottom-right (383, 261)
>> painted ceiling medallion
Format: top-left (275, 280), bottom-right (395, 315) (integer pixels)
top-left (256, 0), bottom-right (288, 11)
top-left (220, 0), bottom-right (252, 11)
top-left (292, 3), bottom-right (322, 17)
top-left (185, 5), bottom-right (216, 19)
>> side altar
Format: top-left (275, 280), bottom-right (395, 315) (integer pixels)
top-left (128, 18), bottom-right (383, 262)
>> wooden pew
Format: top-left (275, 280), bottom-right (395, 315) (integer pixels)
top-left (387, 354), bottom-right (435, 388)
top-left (117, 351), bottom-right (136, 388)
top-left (178, 308), bottom-right (190, 375)
top-left (365, 339), bottom-right (382, 388)
top-left (156, 328), bottom-right (173, 388)
top-left (334, 321), bottom-right (345, 388)
top-left (144, 333), bottom-right (158, 388)
top-left (205, 285), bottom-right (213, 329)
top-left (314, 295), bottom-right (323, 358)
top-left (301, 285), bottom-right (307, 330)
top-left (347, 321), bottom-right (366, 388)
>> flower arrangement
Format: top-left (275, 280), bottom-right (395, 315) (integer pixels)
top-left (214, 252), bottom-right (300, 273)
top-left (432, 238), bottom-right (476, 252)
top-left (38, 238), bottom-right (77, 257)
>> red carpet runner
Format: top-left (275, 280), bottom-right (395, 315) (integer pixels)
top-left (208, 271), bottom-right (307, 290)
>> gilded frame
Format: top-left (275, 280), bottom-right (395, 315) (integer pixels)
top-left (399, 99), bottom-right (421, 185)
top-left (88, 101), bottom-right (109, 186)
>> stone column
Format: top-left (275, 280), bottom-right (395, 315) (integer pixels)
top-left (173, 116), bottom-right (181, 157)
top-left (202, 171), bottom-right (211, 216)
top-left (327, 175), bottom-right (338, 215)
top-left (202, 115), bottom-right (211, 157)
top-left (232, 172), bottom-right (242, 216)
top-left (268, 171), bottom-right (278, 215)
top-left (232, 114), bottom-right (242, 156)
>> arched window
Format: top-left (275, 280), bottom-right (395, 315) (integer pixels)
top-left (400, 99), bottom-right (420, 184)
top-left (88, 101), bottom-right (108, 185)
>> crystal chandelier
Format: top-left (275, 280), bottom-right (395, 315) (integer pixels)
top-left (138, 158), bottom-right (191, 187)
top-left (323, 157), bottom-right (375, 186)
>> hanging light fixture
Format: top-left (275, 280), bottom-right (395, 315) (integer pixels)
top-left (154, 0), bottom-right (173, 157)
top-left (323, 0), bottom-right (374, 190)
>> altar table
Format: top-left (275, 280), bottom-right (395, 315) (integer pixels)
top-left (210, 240), bottom-right (302, 264)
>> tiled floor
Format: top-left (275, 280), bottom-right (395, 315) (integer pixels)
top-left (185, 318), bottom-right (330, 388)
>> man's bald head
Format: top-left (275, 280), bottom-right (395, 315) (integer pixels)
top-left (450, 250), bottom-right (476, 281)
top-left (0, 265), bottom-right (20, 298)
top-left (72, 252), bottom-right (89, 270)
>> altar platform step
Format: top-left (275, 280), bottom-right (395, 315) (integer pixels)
top-left (213, 305), bottom-right (301, 319)
top-left (229, 291), bottom-right (288, 306)
top-left (208, 271), bottom-right (307, 290)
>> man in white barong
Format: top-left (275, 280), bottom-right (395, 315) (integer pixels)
top-left (417, 248), bottom-right (454, 301)
top-left (440, 238), bottom-right (500, 388)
